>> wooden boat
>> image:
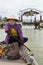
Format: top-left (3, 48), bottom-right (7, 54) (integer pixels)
top-left (0, 42), bottom-right (38, 65)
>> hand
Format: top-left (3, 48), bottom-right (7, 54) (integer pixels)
top-left (5, 29), bottom-right (10, 33)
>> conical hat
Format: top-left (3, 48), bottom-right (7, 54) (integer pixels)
top-left (7, 16), bottom-right (20, 22)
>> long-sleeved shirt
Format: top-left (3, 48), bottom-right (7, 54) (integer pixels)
top-left (5, 23), bottom-right (24, 44)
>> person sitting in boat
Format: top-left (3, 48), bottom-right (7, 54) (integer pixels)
top-left (5, 16), bottom-right (24, 45)
top-left (4, 16), bottom-right (33, 65)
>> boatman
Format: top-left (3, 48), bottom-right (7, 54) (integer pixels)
top-left (4, 16), bottom-right (33, 65)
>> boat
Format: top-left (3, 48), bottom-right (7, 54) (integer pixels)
top-left (0, 41), bottom-right (38, 65)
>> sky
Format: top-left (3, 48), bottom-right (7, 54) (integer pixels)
top-left (0, 0), bottom-right (43, 19)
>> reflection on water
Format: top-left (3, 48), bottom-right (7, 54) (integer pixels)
top-left (0, 26), bottom-right (43, 65)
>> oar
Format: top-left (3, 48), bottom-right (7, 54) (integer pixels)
top-left (23, 45), bottom-right (31, 51)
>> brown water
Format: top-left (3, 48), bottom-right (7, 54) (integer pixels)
top-left (0, 26), bottom-right (43, 65)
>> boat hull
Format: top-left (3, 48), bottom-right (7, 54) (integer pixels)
top-left (0, 42), bottom-right (38, 65)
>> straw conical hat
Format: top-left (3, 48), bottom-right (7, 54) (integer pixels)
top-left (7, 16), bottom-right (20, 22)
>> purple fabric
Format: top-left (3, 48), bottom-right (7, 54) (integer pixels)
top-left (5, 23), bottom-right (23, 44)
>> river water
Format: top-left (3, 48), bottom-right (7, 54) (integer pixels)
top-left (0, 26), bottom-right (43, 65)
